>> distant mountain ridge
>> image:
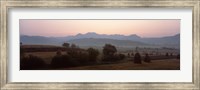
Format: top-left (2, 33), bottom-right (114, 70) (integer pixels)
top-left (20, 32), bottom-right (180, 48)
top-left (57, 32), bottom-right (141, 41)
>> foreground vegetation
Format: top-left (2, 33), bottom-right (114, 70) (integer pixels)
top-left (20, 43), bottom-right (180, 70)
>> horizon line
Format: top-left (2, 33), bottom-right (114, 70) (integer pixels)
top-left (20, 32), bottom-right (180, 38)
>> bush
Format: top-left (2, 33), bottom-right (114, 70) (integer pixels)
top-left (177, 54), bottom-right (180, 59)
top-left (102, 55), bottom-right (116, 62)
top-left (51, 54), bottom-right (82, 68)
top-left (170, 53), bottom-right (173, 56)
top-left (127, 53), bottom-right (130, 57)
top-left (51, 48), bottom-right (91, 68)
top-left (144, 53), bottom-right (151, 63)
top-left (134, 53), bottom-right (142, 64)
top-left (51, 55), bottom-right (66, 68)
top-left (102, 53), bottom-right (125, 62)
top-left (71, 43), bottom-right (77, 48)
top-left (131, 53), bottom-right (134, 56)
top-left (20, 55), bottom-right (46, 70)
top-left (166, 53), bottom-right (169, 57)
top-left (118, 53), bottom-right (125, 60)
top-left (63, 55), bottom-right (81, 67)
top-left (75, 52), bottom-right (89, 65)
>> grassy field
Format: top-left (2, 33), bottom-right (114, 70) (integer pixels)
top-left (65, 59), bottom-right (180, 70)
top-left (25, 52), bottom-right (67, 64)
top-left (21, 44), bottom-right (180, 70)
top-left (24, 51), bottom-right (180, 70)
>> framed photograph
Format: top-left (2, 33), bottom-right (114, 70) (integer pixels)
top-left (0, 0), bottom-right (199, 89)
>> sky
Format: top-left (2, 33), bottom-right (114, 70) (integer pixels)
top-left (20, 20), bottom-right (180, 38)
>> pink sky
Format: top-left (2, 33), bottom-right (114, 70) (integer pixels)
top-left (20, 20), bottom-right (180, 38)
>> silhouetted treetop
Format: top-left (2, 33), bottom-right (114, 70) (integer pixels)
top-left (87, 48), bottom-right (99, 62)
top-left (103, 44), bottom-right (117, 56)
top-left (62, 42), bottom-right (70, 48)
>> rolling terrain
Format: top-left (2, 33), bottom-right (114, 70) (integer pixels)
top-left (20, 32), bottom-right (180, 49)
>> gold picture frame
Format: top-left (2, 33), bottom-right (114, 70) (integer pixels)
top-left (0, 0), bottom-right (199, 89)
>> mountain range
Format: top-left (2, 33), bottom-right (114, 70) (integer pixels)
top-left (20, 32), bottom-right (180, 48)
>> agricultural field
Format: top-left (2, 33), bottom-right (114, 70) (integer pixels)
top-left (20, 45), bottom-right (180, 70)
top-left (66, 59), bottom-right (180, 70)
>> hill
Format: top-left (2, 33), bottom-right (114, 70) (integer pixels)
top-left (67, 38), bottom-right (148, 47)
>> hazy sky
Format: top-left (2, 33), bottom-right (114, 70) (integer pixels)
top-left (20, 20), bottom-right (180, 38)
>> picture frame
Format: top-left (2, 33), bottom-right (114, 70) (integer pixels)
top-left (0, 0), bottom-right (199, 89)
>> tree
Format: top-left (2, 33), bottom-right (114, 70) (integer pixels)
top-left (62, 43), bottom-right (70, 48)
top-left (87, 48), bottom-right (99, 62)
top-left (127, 53), bottom-right (130, 57)
top-left (144, 53), bottom-right (151, 63)
top-left (71, 43), bottom-right (77, 48)
top-left (177, 54), bottom-right (180, 59)
top-left (51, 54), bottom-right (65, 68)
top-left (51, 53), bottom-right (76, 68)
top-left (135, 47), bottom-right (139, 52)
top-left (170, 53), bottom-right (173, 56)
top-left (102, 44), bottom-right (117, 61)
top-left (56, 50), bottom-right (62, 56)
top-left (131, 52), bottom-right (134, 56)
top-left (166, 53), bottom-right (169, 57)
top-left (20, 43), bottom-right (25, 57)
top-left (20, 55), bottom-right (46, 70)
top-left (118, 53), bottom-right (125, 60)
top-left (134, 52), bottom-right (142, 64)
top-left (103, 44), bottom-right (117, 56)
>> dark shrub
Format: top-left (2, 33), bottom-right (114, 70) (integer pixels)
top-left (67, 49), bottom-right (78, 57)
top-left (66, 58), bottom-right (81, 66)
top-left (51, 53), bottom-right (82, 68)
top-left (166, 53), bottom-right (169, 57)
top-left (75, 52), bottom-right (89, 65)
top-left (51, 55), bottom-right (61, 68)
top-left (170, 53), bottom-right (173, 56)
top-left (118, 53), bottom-right (125, 60)
top-left (102, 55), bottom-right (113, 61)
top-left (51, 55), bottom-right (65, 68)
top-left (56, 50), bottom-right (62, 55)
top-left (67, 47), bottom-right (91, 65)
top-left (134, 53), bottom-right (142, 64)
top-left (177, 54), bottom-right (180, 59)
top-left (102, 55), bottom-right (112, 61)
top-left (71, 43), bottom-right (77, 48)
top-left (20, 55), bottom-right (46, 70)
top-left (127, 53), bottom-right (130, 57)
top-left (20, 47), bottom-right (25, 58)
top-left (144, 53), bottom-right (151, 63)
top-left (131, 53), bottom-right (134, 56)
top-left (113, 54), bottom-right (121, 61)
top-left (102, 54), bottom-right (125, 62)
top-left (63, 55), bottom-right (81, 67)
